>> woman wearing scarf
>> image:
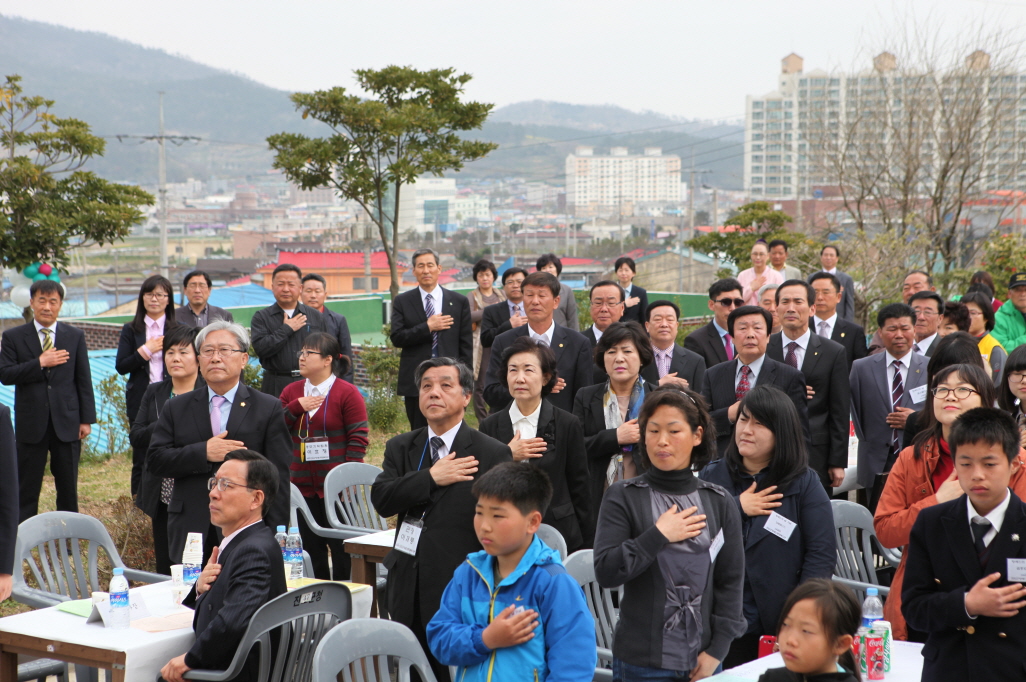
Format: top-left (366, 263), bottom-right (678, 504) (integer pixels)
top-left (574, 321), bottom-right (658, 523)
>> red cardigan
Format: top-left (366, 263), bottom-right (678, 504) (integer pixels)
top-left (280, 378), bottom-right (369, 498)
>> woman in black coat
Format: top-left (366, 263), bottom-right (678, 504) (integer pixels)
top-left (116, 275), bottom-right (177, 425)
top-left (573, 321), bottom-right (658, 518)
top-left (479, 336), bottom-right (593, 551)
top-left (616, 256), bottom-right (648, 324)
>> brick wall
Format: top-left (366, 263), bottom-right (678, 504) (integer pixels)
top-left (73, 322), bottom-right (123, 351)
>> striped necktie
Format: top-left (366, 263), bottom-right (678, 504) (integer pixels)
top-left (891, 360), bottom-right (904, 454)
top-left (41, 328), bottom-right (53, 351)
top-left (425, 294), bottom-right (439, 357)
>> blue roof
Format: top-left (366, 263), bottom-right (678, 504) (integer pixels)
top-left (0, 301), bottom-right (110, 319)
top-left (207, 284), bottom-right (276, 308)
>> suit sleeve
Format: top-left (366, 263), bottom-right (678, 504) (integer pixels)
top-left (682, 331), bottom-right (704, 359)
top-left (786, 370), bottom-right (811, 447)
top-left (0, 407), bottom-right (18, 574)
top-left (261, 401), bottom-right (293, 529)
top-left (483, 336), bottom-right (511, 411)
top-left (798, 474), bottom-right (837, 583)
top-left (841, 277), bottom-right (855, 320)
top-left (389, 295), bottom-right (432, 348)
top-left (0, 330), bottom-right (45, 386)
top-left (635, 288), bottom-right (648, 325)
top-left (335, 315), bottom-right (355, 383)
top-left (457, 296), bottom-right (473, 369)
top-left (370, 438), bottom-right (438, 518)
top-left (425, 566), bottom-right (492, 667)
top-left (115, 324), bottom-right (147, 375)
top-left (74, 330), bottom-right (96, 425)
top-left (701, 372), bottom-right (734, 445)
top-left (852, 328), bottom-right (868, 363)
top-left (480, 307), bottom-right (511, 349)
top-left (901, 512), bottom-right (974, 633)
top-left (540, 573), bottom-right (598, 682)
top-left (849, 363), bottom-right (864, 441)
top-left (146, 402), bottom-right (210, 477)
top-left (563, 287), bottom-right (579, 332)
top-left (689, 355), bottom-right (707, 394)
top-left (593, 483), bottom-right (667, 587)
top-left (250, 308), bottom-right (296, 360)
top-left (563, 413), bottom-right (595, 547)
top-left (826, 350), bottom-right (851, 469)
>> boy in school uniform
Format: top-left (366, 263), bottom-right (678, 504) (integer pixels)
top-left (902, 407), bottom-right (1026, 682)
top-left (427, 463), bottom-right (596, 682)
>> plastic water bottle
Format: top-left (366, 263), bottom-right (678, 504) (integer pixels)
top-left (275, 525), bottom-right (287, 563)
top-left (286, 527), bottom-right (304, 581)
top-left (182, 532), bottom-right (204, 587)
top-left (862, 587), bottom-right (884, 628)
top-left (108, 567), bottom-right (130, 630)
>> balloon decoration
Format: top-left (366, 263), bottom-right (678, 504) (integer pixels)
top-left (9, 286), bottom-right (31, 308)
top-left (8, 262), bottom-right (61, 308)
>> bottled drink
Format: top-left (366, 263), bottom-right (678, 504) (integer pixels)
top-left (862, 587), bottom-right (884, 628)
top-left (108, 567), bottom-right (130, 630)
top-left (286, 527), bottom-right (304, 581)
top-left (182, 532), bottom-right (204, 586)
top-left (275, 525), bottom-right (287, 563)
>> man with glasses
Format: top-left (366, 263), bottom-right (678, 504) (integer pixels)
top-left (908, 291), bottom-right (945, 357)
top-left (584, 279), bottom-right (625, 383)
top-left (174, 271), bottom-right (234, 328)
top-left (148, 320), bottom-right (292, 563)
top-left (684, 277), bottom-right (744, 369)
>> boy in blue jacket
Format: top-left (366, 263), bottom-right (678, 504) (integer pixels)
top-left (427, 462), bottom-right (596, 682)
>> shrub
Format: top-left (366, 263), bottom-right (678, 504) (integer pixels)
top-left (84, 374), bottom-right (131, 461)
top-left (360, 325), bottom-right (404, 432)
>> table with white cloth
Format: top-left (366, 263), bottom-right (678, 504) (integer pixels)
top-left (709, 640), bottom-right (924, 680)
top-left (0, 578), bottom-right (372, 682)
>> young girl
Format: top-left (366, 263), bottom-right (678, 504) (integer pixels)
top-left (758, 579), bottom-right (861, 682)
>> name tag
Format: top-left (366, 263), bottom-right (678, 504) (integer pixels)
top-left (395, 517), bottom-right (424, 556)
top-left (765, 511), bottom-right (797, 542)
top-left (1008, 558), bottom-right (1026, 583)
top-left (908, 385), bottom-right (928, 405)
top-left (709, 529), bottom-right (725, 562)
top-left (301, 437), bottom-right (330, 462)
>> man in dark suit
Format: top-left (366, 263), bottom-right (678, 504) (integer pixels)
top-left (159, 449), bottom-right (287, 682)
top-left (174, 270), bottom-right (234, 328)
top-left (148, 320), bottom-right (292, 563)
top-left (484, 271), bottom-right (593, 414)
top-left (250, 263), bottom-right (328, 398)
top-left (909, 290), bottom-right (944, 357)
top-left (902, 407), bottom-right (1026, 682)
top-left (700, 305), bottom-right (810, 456)
top-left (371, 358), bottom-right (511, 681)
top-left (390, 248), bottom-right (472, 430)
top-left (808, 244), bottom-right (855, 321)
top-left (0, 406), bottom-right (18, 600)
top-left (479, 267), bottom-right (528, 349)
top-left (0, 280), bottom-right (95, 521)
top-left (300, 273), bottom-right (354, 383)
top-left (583, 280), bottom-right (625, 384)
top-left (642, 299), bottom-right (706, 392)
top-left (683, 277), bottom-right (744, 369)
top-left (809, 272), bottom-right (867, 373)
top-left (868, 270), bottom-right (937, 354)
top-left (768, 280), bottom-right (851, 490)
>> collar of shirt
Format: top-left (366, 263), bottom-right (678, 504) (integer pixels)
top-left (815, 312), bottom-right (838, 331)
top-left (967, 488), bottom-right (1011, 544)
top-left (304, 374), bottom-right (336, 398)
top-left (145, 314), bottom-right (165, 333)
top-left (884, 350), bottom-right (910, 369)
top-left (782, 327), bottom-right (812, 352)
top-left (508, 299), bottom-right (523, 316)
top-left (737, 353), bottom-right (766, 382)
top-left (427, 420), bottom-right (463, 457)
top-left (280, 306), bottom-right (297, 318)
top-left (915, 332), bottom-right (937, 354)
top-left (218, 520), bottom-right (263, 557)
top-left (419, 285), bottom-right (441, 310)
top-left (530, 321), bottom-right (556, 346)
top-left (591, 324), bottom-right (603, 342)
top-left (623, 283), bottom-right (632, 297)
top-left (824, 267), bottom-right (837, 275)
top-left (209, 382), bottom-right (241, 407)
top-left (713, 319), bottom-right (729, 340)
top-left (652, 343), bottom-right (674, 361)
top-left (33, 320), bottom-right (57, 336)
top-left (508, 400), bottom-right (541, 435)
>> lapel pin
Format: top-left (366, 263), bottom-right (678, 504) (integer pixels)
top-left (1013, 534), bottom-right (1020, 542)
top-left (559, 343), bottom-right (564, 348)
top-left (840, 332), bottom-right (846, 337)
top-left (240, 402), bottom-right (246, 407)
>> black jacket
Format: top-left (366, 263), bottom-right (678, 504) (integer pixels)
top-left (250, 302), bottom-right (327, 398)
top-left (319, 306), bottom-right (355, 383)
top-left (0, 405), bottom-right (18, 574)
top-left (174, 304), bottom-right (234, 327)
top-left (479, 299), bottom-right (515, 349)
top-left (479, 401), bottom-right (593, 550)
top-left (370, 423), bottom-right (511, 628)
top-left (115, 322), bottom-right (170, 423)
top-left (683, 320), bottom-right (731, 370)
top-left (810, 315), bottom-right (868, 374)
top-left (0, 322), bottom-right (96, 443)
top-left (621, 284), bottom-right (648, 325)
top-left (640, 343), bottom-right (708, 393)
top-left (390, 287), bottom-right (472, 397)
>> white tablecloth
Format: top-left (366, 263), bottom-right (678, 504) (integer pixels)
top-left (710, 640), bottom-right (923, 680)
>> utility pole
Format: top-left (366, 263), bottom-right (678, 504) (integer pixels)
top-left (113, 249), bottom-right (120, 308)
top-left (364, 223), bottom-right (373, 294)
top-left (80, 248), bottom-right (88, 314)
top-left (712, 188), bottom-right (719, 228)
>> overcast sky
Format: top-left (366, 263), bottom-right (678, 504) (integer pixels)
top-left (2, 0), bottom-right (1024, 121)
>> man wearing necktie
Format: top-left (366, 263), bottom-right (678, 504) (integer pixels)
top-left (808, 271), bottom-right (867, 373)
top-left (372, 358), bottom-right (511, 681)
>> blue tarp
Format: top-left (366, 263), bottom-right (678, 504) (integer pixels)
top-left (0, 301), bottom-right (111, 319)
top-left (207, 283), bottom-right (276, 308)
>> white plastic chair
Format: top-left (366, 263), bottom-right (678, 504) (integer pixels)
top-left (564, 549), bottom-right (617, 682)
top-left (312, 619), bottom-right (437, 682)
top-left (537, 523), bottom-right (568, 560)
top-left (831, 499), bottom-right (901, 601)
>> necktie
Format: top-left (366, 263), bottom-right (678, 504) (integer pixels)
top-left (513, 304), bottom-right (522, 317)
top-left (913, 342), bottom-right (922, 354)
top-left (785, 341), bottom-right (800, 369)
top-left (736, 365), bottom-right (752, 402)
top-left (41, 328), bottom-right (53, 351)
top-left (430, 436), bottom-right (446, 463)
top-left (724, 333), bottom-right (734, 361)
top-left (972, 518), bottom-right (991, 557)
top-left (425, 294), bottom-right (439, 357)
top-left (890, 360), bottom-right (904, 454)
top-left (533, 334), bottom-right (549, 347)
top-left (818, 320), bottom-right (830, 339)
top-left (210, 395), bottom-right (226, 436)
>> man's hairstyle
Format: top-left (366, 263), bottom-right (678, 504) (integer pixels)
top-left (301, 273), bottom-right (327, 288)
top-left (998, 344), bottom-right (1026, 413)
top-left (132, 275), bottom-right (178, 334)
top-left (709, 277), bottom-right (743, 300)
top-left (521, 271), bottom-right (560, 298)
top-left (614, 256), bottom-right (636, 273)
top-left (768, 239), bottom-right (789, 252)
top-left (775, 279), bottom-right (816, 305)
top-left (183, 270), bottom-right (212, 289)
top-left (472, 259), bottom-right (498, 282)
top-left (499, 336), bottom-right (558, 396)
top-left (942, 300), bottom-right (970, 332)
top-left (472, 462), bottom-right (553, 517)
top-left (302, 331), bottom-right (350, 378)
top-left (965, 281), bottom-right (995, 299)
top-left (807, 271), bottom-right (841, 293)
top-left (593, 321), bottom-right (654, 371)
top-left (224, 449), bottom-right (279, 516)
top-left (414, 357), bottom-right (474, 396)
top-left (758, 282), bottom-right (779, 300)
top-left (646, 300), bottom-right (680, 322)
top-left (905, 269), bottom-right (933, 286)
top-left (877, 302), bottom-right (916, 329)
top-left (723, 385), bottom-right (808, 491)
top-left (163, 325), bottom-right (200, 354)
top-left (960, 291), bottom-right (996, 332)
top-left (29, 279), bottom-right (63, 301)
top-left (820, 244), bottom-right (840, 257)
top-left (412, 248), bottom-right (440, 266)
top-left (589, 280), bottom-right (625, 303)
top-left (501, 267), bottom-right (528, 285)
top-left (727, 305), bottom-right (773, 336)
top-left (272, 263), bottom-right (303, 280)
top-left (909, 290), bottom-right (945, 315)
top-left (535, 253), bottom-right (563, 275)
top-left (949, 407), bottom-right (1021, 463)
top-left (637, 386), bottom-right (717, 471)
top-left (195, 320), bottom-right (250, 352)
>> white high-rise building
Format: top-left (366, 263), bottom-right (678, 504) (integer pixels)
top-left (565, 146), bottom-right (681, 215)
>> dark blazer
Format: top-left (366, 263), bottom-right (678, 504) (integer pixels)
top-left (182, 523), bottom-right (287, 678)
top-left (700, 357), bottom-right (810, 457)
top-left (174, 304), bottom-right (234, 327)
top-left (583, 326), bottom-right (608, 385)
top-left (251, 302), bottom-right (327, 398)
top-left (390, 287), bottom-right (472, 397)
top-left (902, 493), bottom-right (1026, 681)
top-left (320, 307), bottom-right (355, 383)
top-left (811, 315), bottom-right (867, 373)
top-left (479, 401), bottom-right (593, 550)
top-left (0, 322), bottom-right (96, 443)
top-left (129, 376), bottom-right (204, 519)
top-left (479, 300), bottom-right (515, 349)
top-left (640, 343), bottom-right (707, 393)
top-left (572, 380), bottom-right (659, 521)
top-left (919, 334), bottom-right (941, 358)
top-left (484, 324), bottom-right (594, 414)
top-left (621, 285), bottom-right (648, 324)
top-left (0, 406), bottom-right (18, 575)
top-left (370, 423), bottom-right (511, 628)
top-left (115, 322), bottom-right (170, 424)
top-left (146, 382), bottom-right (293, 561)
top-left (808, 270), bottom-right (855, 321)
top-left (768, 332), bottom-right (851, 485)
top-left (700, 462), bottom-right (835, 635)
top-left (683, 320), bottom-right (731, 370)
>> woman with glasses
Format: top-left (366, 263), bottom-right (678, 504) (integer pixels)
top-left (279, 332), bottom-right (368, 580)
top-left (875, 363), bottom-right (1026, 641)
top-left (116, 274), bottom-right (177, 495)
top-left (998, 345), bottom-right (1026, 447)
top-left (737, 240), bottom-right (784, 307)
top-left (962, 290), bottom-right (1007, 383)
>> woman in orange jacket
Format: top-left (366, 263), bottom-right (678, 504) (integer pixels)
top-left (874, 363), bottom-right (1026, 641)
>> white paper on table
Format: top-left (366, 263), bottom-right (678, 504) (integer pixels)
top-left (131, 611), bottom-right (194, 633)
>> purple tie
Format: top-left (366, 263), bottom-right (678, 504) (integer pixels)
top-left (724, 333), bottom-right (734, 361)
top-left (210, 395), bottom-right (226, 436)
top-left (785, 342), bottom-right (800, 369)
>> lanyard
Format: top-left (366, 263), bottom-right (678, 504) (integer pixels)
top-left (417, 437), bottom-right (431, 471)
top-left (298, 386), bottom-right (330, 440)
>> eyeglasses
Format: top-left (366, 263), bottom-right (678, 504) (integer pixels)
top-left (967, 310), bottom-right (983, 317)
top-left (296, 350), bottom-right (325, 359)
top-left (207, 477), bottom-right (256, 492)
top-left (1009, 371), bottom-right (1026, 384)
top-left (199, 347), bottom-right (246, 359)
top-left (590, 300), bottom-right (623, 309)
top-left (715, 298), bottom-right (745, 308)
top-left (186, 283), bottom-right (209, 291)
top-left (144, 292), bottom-right (169, 301)
top-left (932, 386), bottom-right (979, 399)
top-left (912, 308), bottom-right (939, 317)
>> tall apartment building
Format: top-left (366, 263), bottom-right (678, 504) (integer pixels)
top-left (565, 146), bottom-right (681, 216)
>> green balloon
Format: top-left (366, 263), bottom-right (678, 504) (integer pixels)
top-left (32, 273), bottom-right (47, 282)
top-left (47, 273), bottom-right (61, 282)
top-left (23, 264), bottom-right (39, 277)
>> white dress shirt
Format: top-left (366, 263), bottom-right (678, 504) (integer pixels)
top-left (780, 328), bottom-right (812, 368)
top-left (303, 374), bottom-right (336, 418)
top-left (967, 488), bottom-right (1011, 549)
top-left (427, 420), bottom-right (463, 461)
top-left (735, 353), bottom-right (767, 391)
top-left (590, 325), bottom-right (603, 343)
top-left (33, 319), bottom-right (57, 349)
top-left (509, 401), bottom-right (541, 440)
top-left (884, 351), bottom-right (910, 398)
top-left (815, 313), bottom-right (838, 339)
top-left (529, 321), bottom-right (556, 347)
top-left (419, 285), bottom-right (442, 314)
top-left (914, 333), bottom-right (937, 356)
